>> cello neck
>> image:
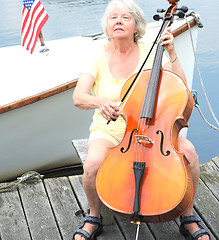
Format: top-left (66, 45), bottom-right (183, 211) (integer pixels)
top-left (140, 19), bottom-right (170, 119)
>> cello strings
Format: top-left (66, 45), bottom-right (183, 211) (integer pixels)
top-left (118, 23), bottom-right (169, 114)
top-left (115, 18), bottom-right (169, 123)
top-left (133, 23), bottom-right (170, 160)
top-left (135, 117), bottom-right (150, 164)
top-left (123, 21), bottom-right (170, 180)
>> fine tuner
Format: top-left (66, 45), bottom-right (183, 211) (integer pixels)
top-left (153, 5), bottom-right (188, 21)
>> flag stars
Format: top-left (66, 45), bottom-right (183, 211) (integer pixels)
top-left (23, 0), bottom-right (35, 11)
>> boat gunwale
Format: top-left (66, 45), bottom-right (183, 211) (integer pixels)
top-left (0, 18), bottom-right (196, 114)
top-left (0, 79), bottom-right (78, 114)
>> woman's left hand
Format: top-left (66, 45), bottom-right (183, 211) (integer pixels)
top-left (160, 27), bottom-right (175, 55)
top-left (160, 27), bottom-right (186, 80)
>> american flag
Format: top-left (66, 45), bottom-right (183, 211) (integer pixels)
top-left (21, 0), bottom-right (48, 54)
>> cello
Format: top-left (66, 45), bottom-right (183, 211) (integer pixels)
top-left (96, 0), bottom-right (193, 224)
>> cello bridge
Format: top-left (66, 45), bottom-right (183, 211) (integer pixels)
top-left (135, 135), bottom-right (154, 144)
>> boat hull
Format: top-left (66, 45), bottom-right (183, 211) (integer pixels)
top-left (0, 15), bottom-right (199, 182)
top-left (0, 89), bottom-right (93, 181)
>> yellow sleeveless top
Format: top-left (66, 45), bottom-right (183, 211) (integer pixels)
top-left (82, 41), bottom-right (168, 141)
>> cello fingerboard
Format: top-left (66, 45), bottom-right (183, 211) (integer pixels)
top-left (140, 20), bottom-right (169, 119)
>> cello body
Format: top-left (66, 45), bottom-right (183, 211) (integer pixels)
top-left (96, 69), bottom-right (193, 223)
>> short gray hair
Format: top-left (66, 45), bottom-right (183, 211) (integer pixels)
top-left (101, 0), bottom-right (146, 42)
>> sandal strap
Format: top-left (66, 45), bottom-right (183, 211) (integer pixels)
top-left (73, 228), bottom-right (90, 240)
top-left (83, 216), bottom-right (102, 225)
top-left (180, 215), bottom-right (201, 225)
top-left (193, 229), bottom-right (210, 240)
top-left (179, 216), bottom-right (211, 240)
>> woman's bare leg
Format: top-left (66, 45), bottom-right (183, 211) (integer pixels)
top-left (178, 136), bottom-right (209, 240)
top-left (74, 138), bottom-right (114, 240)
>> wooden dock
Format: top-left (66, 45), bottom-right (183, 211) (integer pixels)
top-left (0, 140), bottom-right (218, 240)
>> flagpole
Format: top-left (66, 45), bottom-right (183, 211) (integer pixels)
top-left (38, 30), bottom-right (49, 55)
top-left (39, 31), bottom-right (45, 46)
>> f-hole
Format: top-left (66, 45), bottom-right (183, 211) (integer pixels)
top-left (156, 130), bottom-right (170, 156)
top-left (121, 129), bottom-right (138, 153)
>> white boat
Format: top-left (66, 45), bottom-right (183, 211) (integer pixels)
top-left (0, 12), bottom-right (201, 182)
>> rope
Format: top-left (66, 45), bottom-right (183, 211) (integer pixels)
top-left (0, 171), bottom-right (43, 193)
top-left (185, 12), bottom-right (219, 131)
top-left (192, 91), bottom-right (219, 131)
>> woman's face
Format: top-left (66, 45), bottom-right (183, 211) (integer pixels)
top-left (107, 6), bottom-right (137, 41)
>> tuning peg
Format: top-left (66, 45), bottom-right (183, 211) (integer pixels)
top-left (176, 6), bottom-right (188, 13)
top-left (153, 14), bottom-right (163, 21)
top-left (174, 11), bottom-right (185, 18)
top-left (157, 8), bottom-right (165, 13)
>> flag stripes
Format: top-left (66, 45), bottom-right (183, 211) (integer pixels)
top-left (21, 0), bottom-right (48, 54)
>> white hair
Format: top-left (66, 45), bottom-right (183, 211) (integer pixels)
top-left (101, 0), bottom-right (147, 42)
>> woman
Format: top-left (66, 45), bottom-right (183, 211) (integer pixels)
top-left (73, 0), bottom-right (210, 239)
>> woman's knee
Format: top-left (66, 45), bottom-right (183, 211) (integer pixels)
top-left (178, 137), bottom-right (199, 167)
top-left (83, 154), bottom-right (102, 178)
top-left (83, 138), bottom-right (112, 178)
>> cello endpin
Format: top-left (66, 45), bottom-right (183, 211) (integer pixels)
top-left (135, 224), bottom-right (141, 240)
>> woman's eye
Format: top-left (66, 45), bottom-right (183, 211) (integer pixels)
top-left (108, 14), bottom-right (132, 21)
top-left (110, 16), bottom-right (117, 20)
top-left (123, 15), bottom-right (131, 21)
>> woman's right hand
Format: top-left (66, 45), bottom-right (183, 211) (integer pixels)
top-left (98, 98), bottom-right (120, 121)
top-left (73, 73), bottom-right (120, 121)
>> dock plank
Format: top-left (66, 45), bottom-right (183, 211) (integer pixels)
top-left (18, 180), bottom-right (62, 240)
top-left (213, 156), bottom-right (219, 168)
top-left (44, 177), bottom-right (82, 240)
top-left (148, 221), bottom-right (185, 240)
top-left (69, 175), bottom-right (89, 216)
top-left (98, 224), bottom-right (125, 240)
top-left (116, 217), bottom-right (155, 240)
top-left (194, 179), bottom-right (219, 239)
top-left (0, 183), bottom-right (31, 240)
top-left (72, 139), bottom-right (88, 164)
top-left (200, 158), bottom-right (219, 200)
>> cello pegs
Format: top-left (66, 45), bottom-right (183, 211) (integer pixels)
top-left (157, 8), bottom-right (165, 13)
top-left (173, 5), bottom-right (188, 19)
top-left (174, 11), bottom-right (185, 18)
top-left (153, 14), bottom-right (163, 21)
top-left (153, 5), bottom-right (188, 21)
top-left (176, 5), bottom-right (188, 13)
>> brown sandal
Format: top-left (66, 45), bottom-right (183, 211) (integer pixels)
top-left (179, 215), bottom-right (211, 240)
top-left (73, 216), bottom-right (103, 240)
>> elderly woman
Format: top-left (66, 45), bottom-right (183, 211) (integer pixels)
top-left (73, 0), bottom-right (210, 239)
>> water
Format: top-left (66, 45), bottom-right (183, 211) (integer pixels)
top-left (1, 0), bottom-right (218, 163)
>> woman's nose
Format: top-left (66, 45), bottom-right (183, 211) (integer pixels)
top-left (116, 16), bottom-right (122, 24)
